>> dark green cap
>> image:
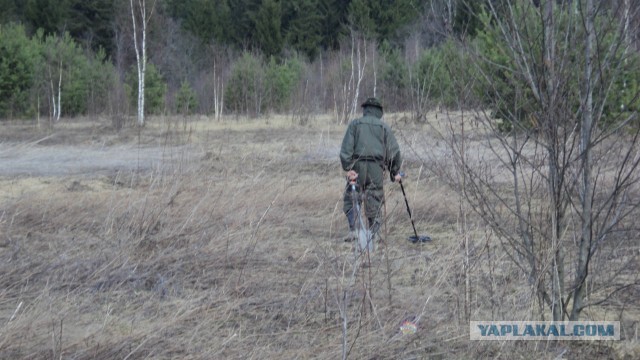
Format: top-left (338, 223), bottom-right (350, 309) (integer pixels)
top-left (361, 97), bottom-right (383, 110)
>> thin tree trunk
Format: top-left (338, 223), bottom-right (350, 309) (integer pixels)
top-left (213, 59), bottom-right (223, 121)
top-left (49, 73), bottom-right (56, 123)
top-left (131, 0), bottom-right (147, 127)
top-left (56, 59), bottom-right (62, 122)
top-left (542, 0), bottom-right (565, 322)
top-left (141, 1), bottom-right (146, 125)
top-left (220, 82), bottom-right (224, 120)
top-left (372, 44), bottom-right (377, 97)
top-left (353, 37), bottom-right (366, 117)
top-left (570, 0), bottom-right (596, 321)
top-left (48, 61), bottom-right (61, 124)
top-left (347, 33), bottom-right (355, 121)
top-left (621, 0), bottom-right (630, 111)
top-left (551, 190), bottom-right (565, 321)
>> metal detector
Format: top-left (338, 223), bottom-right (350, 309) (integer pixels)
top-left (398, 174), bottom-right (432, 243)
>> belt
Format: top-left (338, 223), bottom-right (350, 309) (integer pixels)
top-left (355, 156), bottom-right (382, 162)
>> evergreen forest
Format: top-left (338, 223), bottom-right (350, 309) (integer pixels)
top-left (1, 0), bottom-right (639, 126)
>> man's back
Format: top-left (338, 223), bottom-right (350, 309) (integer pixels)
top-left (340, 111), bottom-right (401, 177)
top-left (339, 97), bottom-right (403, 244)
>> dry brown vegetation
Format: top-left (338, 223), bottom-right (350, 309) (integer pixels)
top-left (0, 115), bottom-right (637, 359)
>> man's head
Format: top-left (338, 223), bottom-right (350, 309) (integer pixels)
top-left (361, 97), bottom-right (383, 111)
top-left (361, 97), bottom-right (383, 118)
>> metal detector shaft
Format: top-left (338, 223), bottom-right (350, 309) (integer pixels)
top-left (399, 180), bottom-right (420, 240)
top-left (350, 182), bottom-right (373, 252)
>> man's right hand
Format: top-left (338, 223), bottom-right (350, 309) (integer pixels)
top-left (393, 171), bottom-right (405, 183)
top-left (347, 170), bottom-right (358, 182)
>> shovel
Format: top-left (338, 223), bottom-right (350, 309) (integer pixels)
top-left (398, 174), bottom-right (432, 243)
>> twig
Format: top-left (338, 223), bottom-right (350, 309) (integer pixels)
top-left (8, 301), bottom-right (22, 323)
top-left (237, 188), bottom-right (282, 284)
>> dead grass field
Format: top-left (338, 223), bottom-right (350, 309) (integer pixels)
top-left (0, 114), bottom-right (637, 359)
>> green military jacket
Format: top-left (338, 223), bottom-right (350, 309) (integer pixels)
top-left (340, 107), bottom-right (402, 181)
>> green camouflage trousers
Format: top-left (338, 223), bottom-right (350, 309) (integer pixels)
top-left (343, 160), bottom-right (385, 232)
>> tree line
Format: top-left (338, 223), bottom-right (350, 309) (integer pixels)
top-left (1, 0), bottom-right (639, 125)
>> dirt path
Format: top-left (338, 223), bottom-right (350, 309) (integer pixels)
top-left (0, 142), bottom-right (196, 177)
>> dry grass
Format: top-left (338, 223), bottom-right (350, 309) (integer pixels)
top-left (0, 115), bottom-right (637, 359)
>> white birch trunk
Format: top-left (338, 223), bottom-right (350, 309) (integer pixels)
top-left (56, 59), bottom-right (62, 122)
top-left (131, 0), bottom-right (153, 127)
top-left (213, 60), bottom-right (218, 120)
top-left (346, 34), bottom-right (355, 122)
top-left (48, 60), bottom-right (62, 124)
top-left (220, 82), bottom-right (224, 121)
top-left (213, 59), bottom-right (224, 121)
top-left (372, 44), bottom-right (376, 98)
top-left (50, 75), bottom-right (56, 122)
top-left (141, 1), bottom-right (147, 125)
top-left (352, 38), bottom-right (366, 118)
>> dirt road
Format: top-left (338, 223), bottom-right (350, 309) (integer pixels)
top-left (0, 142), bottom-right (196, 177)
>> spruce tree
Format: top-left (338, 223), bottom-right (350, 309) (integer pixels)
top-left (251, 0), bottom-right (284, 58)
top-left (283, 0), bottom-right (323, 59)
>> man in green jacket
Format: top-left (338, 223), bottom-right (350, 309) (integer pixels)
top-left (340, 97), bottom-right (402, 242)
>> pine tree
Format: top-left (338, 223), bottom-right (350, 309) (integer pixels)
top-left (24, 0), bottom-right (71, 35)
top-left (0, 0), bottom-right (24, 24)
top-left (251, 0), bottom-right (284, 58)
top-left (228, 0), bottom-right (261, 47)
top-left (0, 24), bottom-right (40, 118)
top-left (318, 0), bottom-right (349, 49)
top-left (348, 0), bottom-right (374, 37)
top-left (181, 0), bottom-right (231, 44)
top-left (67, 0), bottom-right (116, 55)
top-left (372, 0), bottom-right (418, 44)
top-left (283, 0), bottom-right (323, 59)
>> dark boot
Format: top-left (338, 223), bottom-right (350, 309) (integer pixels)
top-left (368, 217), bottom-right (381, 236)
top-left (344, 210), bottom-right (357, 242)
top-left (368, 217), bottom-right (382, 246)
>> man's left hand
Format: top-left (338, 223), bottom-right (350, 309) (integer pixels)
top-left (346, 170), bottom-right (358, 182)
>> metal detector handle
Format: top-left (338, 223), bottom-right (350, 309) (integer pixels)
top-left (398, 176), bottom-right (421, 240)
top-left (399, 180), bottom-right (411, 218)
top-left (349, 180), bottom-right (359, 195)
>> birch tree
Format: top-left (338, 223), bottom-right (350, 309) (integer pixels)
top-left (435, 0), bottom-right (640, 321)
top-left (47, 49), bottom-right (62, 123)
top-left (130, 0), bottom-right (156, 126)
top-left (212, 58), bottom-right (224, 121)
top-left (333, 29), bottom-right (368, 124)
top-left (41, 32), bottom-right (80, 124)
top-left (42, 34), bottom-right (66, 124)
